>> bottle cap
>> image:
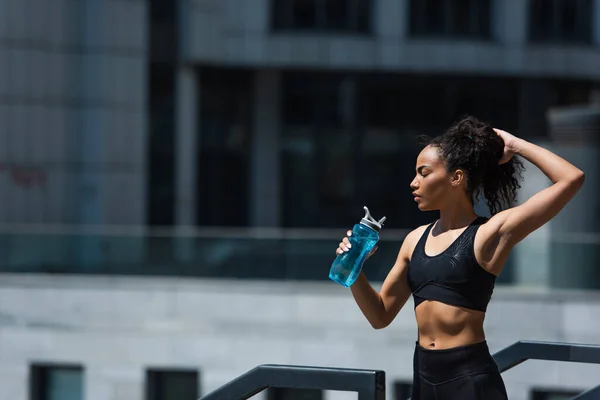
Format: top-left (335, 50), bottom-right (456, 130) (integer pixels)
top-left (360, 206), bottom-right (386, 232)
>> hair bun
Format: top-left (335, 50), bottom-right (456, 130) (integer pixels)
top-left (421, 114), bottom-right (524, 214)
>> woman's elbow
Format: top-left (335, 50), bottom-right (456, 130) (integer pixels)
top-left (369, 315), bottom-right (392, 330)
top-left (575, 170), bottom-right (585, 186)
top-left (569, 170), bottom-right (585, 191)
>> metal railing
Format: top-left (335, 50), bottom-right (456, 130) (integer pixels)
top-left (199, 341), bottom-right (600, 400)
top-left (493, 340), bottom-right (600, 372)
top-left (1, 224), bottom-right (598, 289)
top-left (493, 341), bottom-right (600, 400)
top-left (198, 364), bottom-right (385, 400)
top-left (0, 225), bottom-right (409, 282)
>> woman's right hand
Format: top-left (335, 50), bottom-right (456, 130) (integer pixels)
top-left (335, 230), bottom-right (378, 258)
top-left (494, 128), bottom-right (520, 164)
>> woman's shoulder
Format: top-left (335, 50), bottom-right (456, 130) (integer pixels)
top-left (404, 223), bottom-right (433, 247)
top-left (401, 223), bottom-right (432, 262)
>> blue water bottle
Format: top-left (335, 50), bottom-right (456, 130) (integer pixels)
top-left (329, 206), bottom-right (386, 287)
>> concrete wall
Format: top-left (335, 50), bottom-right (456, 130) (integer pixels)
top-left (0, 0), bottom-right (148, 225)
top-left (0, 274), bottom-right (599, 400)
top-left (185, 0), bottom-right (600, 77)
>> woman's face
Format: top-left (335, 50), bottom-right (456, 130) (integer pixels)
top-left (410, 145), bottom-right (455, 211)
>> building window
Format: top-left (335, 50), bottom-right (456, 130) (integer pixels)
top-left (271, 0), bottom-right (372, 34)
top-left (267, 388), bottom-right (323, 400)
top-left (147, 0), bottom-right (178, 226)
top-left (280, 72), bottom-right (519, 230)
top-left (394, 381), bottom-right (413, 400)
top-left (146, 369), bottom-right (199, 400)
top-left (198, 68), bottom-right (254, 226)
top-left (529, 0), bottom-right (593, 44)
top-left (531, 389), bottom-right (583, 400)
top-left (409, 0), bottom-right (492, 39)
top-left (30, 364), bottom-right (84, 400)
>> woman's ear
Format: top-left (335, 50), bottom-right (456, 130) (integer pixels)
top-left (451, 169), bottom-right (466, 187)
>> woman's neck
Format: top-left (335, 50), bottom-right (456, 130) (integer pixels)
top-left (437, 200), bottom-right (478, 231)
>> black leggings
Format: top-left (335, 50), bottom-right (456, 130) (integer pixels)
top-left (411, 341), bottom-right (508, 400)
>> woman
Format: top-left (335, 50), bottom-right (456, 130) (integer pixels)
top-left (335, 116), bottom-right (585, 399)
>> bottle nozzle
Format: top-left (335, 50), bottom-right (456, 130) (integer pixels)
top-left (360, 206), bottom-right (386, 232)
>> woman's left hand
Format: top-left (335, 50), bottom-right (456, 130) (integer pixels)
top-left (494, 128), bottom-right (519, 164)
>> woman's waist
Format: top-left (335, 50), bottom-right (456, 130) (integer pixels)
top-left (417, 329), bottom-right (486, 352)
top-left (414, 339), bottom-right (499, 384)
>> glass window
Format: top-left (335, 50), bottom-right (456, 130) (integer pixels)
top-left (529, 0), bottom-right (593, 44)
top-left (394, 381), bottom-right (413, 400)
top-left (147, 0), bottom-right (178, 226)
top-left (552, 80), bottom-right (593, 107)
top-left (146, 369), bottom-right (199, 400)
top-left (198, 68), bottom-right (254, 226)
top-left (30, 365), bottom-right (84, 400)
top-left (271, 0), bottom-right (372, 34)
top-left (281, 73), bottom-right (369, 228)
top-left (280, 72), bottom-right (520, 231)
top-left (148, 0), bottom-right (178, 62)
top-left (147, 64), bottom-right (176, 226)
top-left (409, 0), bottom-right (492, 39)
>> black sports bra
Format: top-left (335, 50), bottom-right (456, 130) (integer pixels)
top-left (406, 216), bottom-right (496, 312)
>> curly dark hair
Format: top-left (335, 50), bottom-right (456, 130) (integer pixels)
top-left (419, 116), bottom-right (525, 215)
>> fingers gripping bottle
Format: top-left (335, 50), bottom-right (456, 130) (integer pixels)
top-left (329, 206), bottom-right (386, 287)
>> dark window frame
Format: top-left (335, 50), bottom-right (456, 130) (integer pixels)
top-left (528, 0), bottom-right (594, 44)
top-left (197, 67), bottom-right (254, 227)
top-left (30, 363), bottom-right (84, 400)
top-left (271, 0), bottom-right (373, 35)
top-left (408, 0), bottom-right (493, 40)
top-left (394, 381), bottom-right (413, 400)
top-left (145, 368), bottom-right (200, 400)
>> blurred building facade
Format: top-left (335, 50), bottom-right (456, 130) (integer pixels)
top-left (1, 0), bottom-right (600, 400)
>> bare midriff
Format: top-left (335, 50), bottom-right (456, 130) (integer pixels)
top-left (415, 300), bottom-right (486, 350)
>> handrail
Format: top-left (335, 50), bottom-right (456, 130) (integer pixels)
top-left (198, 364), bottom-right (385, 400)
top-left (492, 340), bottom-right (600, 372)
top-left (198, 341), bottom-right (600, 400)
top-left (491, 341), bottom-right (600, 400)
top-left (573, 385), bottom-right (600, 400)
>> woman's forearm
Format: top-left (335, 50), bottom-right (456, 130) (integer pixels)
top-left (512, 138), bottom-right (584, 184)
top-left (349, 272), bottom-right (388, 329)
